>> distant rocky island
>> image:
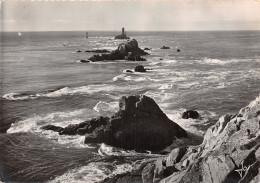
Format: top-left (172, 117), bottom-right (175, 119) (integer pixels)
top-left (87, 39), bottom-right (148, 62)
top-left (114, 27), bottom-right (130, 39)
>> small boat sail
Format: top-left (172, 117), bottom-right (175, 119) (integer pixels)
top-left (86, 32), bottom-right (88, 38)
top-left (18, 32), bottom-right (22, 36)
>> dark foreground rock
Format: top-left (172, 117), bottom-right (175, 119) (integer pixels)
top-left (88, 39), bottom-right (148, 62)
top-left (41, 95), bottom-right (187, 151)
top-left (135, 65), bottom-right (146, 72)
top-left (182, 110), bottom-right (200, 119)
top-left (102, 94), bottom-right (260, 183)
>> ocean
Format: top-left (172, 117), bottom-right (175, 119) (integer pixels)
top-left (0, 31), bottom-right (260, 182)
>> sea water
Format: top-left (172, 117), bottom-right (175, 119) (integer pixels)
top-left (1, 31), bottom-right (260, 182)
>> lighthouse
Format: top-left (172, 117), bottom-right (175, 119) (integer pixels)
top-left (122, 27), bottom-right (125, 36)
top-left (114, 27), bottom-right (130, 39)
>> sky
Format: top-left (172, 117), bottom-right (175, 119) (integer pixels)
top-left (1, 0), bottom-right (260, 31)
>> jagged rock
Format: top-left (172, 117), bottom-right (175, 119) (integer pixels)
top-left (79, 59), bottom-right (90, 63)
top-left (40, 125), bottom-right (63, 132)
top-left (166, 147), bottom-right (187, 167)
top-left (125, 69), bottom-right (133, 73)
top-left (134, 65), bottom-right (146, 72)
top-left (41, 116), bottom-right (109, 136)
top-left (144, 48), bottom-right (151, 51)
top-left (162, 95), bottom-right (260, 183)
top-left (125, 52), bottom-right (146, 61)
top-left (107, 95), bottom-right (187, 150)
top-left (161, 46), bottom-right (170, 49)
top-left (103, 94), bottom-right (260, 183)
top-left (142, 163), bottom-right (156, 183)
top-left (88, 39), bottom-right (148, 62)
top-left (182, 110), bottom-right (200, 119)
top-left (42, 95), bottom-right (187, 151)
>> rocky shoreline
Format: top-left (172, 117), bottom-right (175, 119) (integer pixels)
top-left (41, 93), bottom-right (260, 182)
top-left (100, 95), bottom-right (260, 183)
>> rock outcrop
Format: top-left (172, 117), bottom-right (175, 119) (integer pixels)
top-left (135, 65), bottom-right (146, 72)
top-left (161, 46), bottom-right (170, 49)
top-left (102, 94), bottom-right (260, 183)
top-left (88, 39), bottom-right (148, 62)
top-left (41, 95), bottom-right (187, 151)
top-left (182, 110), bottom-right (200, 119)
top-left (79, 59), bottom-right (90, 63)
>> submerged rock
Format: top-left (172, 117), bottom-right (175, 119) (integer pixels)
top-left (42, 95), bottom-right (187, 151)
top-left (161, 46), bottom-right (170, 49)
top-left (144, 48), bottom-right (151, 51)
top-left (182, 110), bottom-right (200, 119)
top-left (125, 69), bottom-right (133, 73)
top-left (177, 49), bottom-right (181, 52)
top-left (88, 39), bottom-right (148, 62)
top-left (79, 59), bottom-right (90, 63)
top-left (134, 65), bottom-right (146, 72)
top-left (40, 125), bottom-right (63, 132)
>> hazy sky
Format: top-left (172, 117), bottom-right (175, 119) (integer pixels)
top-left (1, 0), bottom-right (260, 31)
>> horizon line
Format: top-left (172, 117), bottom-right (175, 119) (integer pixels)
top-left (1, 29), bottom-right (260, 33)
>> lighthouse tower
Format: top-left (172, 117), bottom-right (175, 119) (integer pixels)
top-left (122, 27), bottom-right (125, 36)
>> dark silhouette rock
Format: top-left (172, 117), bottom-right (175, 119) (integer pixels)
top-left (160, 58), bottom-right (163, 60)
top-left (79, 59), bottom-right (90, 63)
top-left (144, 48), bottom-right (151, 51)
top-left (85, 49), bottom-right (110, 53)
top-left (177, 49), bottom-right (181, 52)
top-left (77, 50), bottom-right (82, 53)
top-left (134, 65), bottom-right (146, 72)
top-left (42, 95), bottom-right (187, 151)
top-left (41, 116), bottom-right (109, 136)
top-left (182, 110), bottom-right (200, 119)
top-left (125, 52), bottom-right (146, 61)
top-left (106, 95), bottom-right (187, 150)
top-left (40, 125), bottom-right (63, 132)
top-left (161, 46), bottom-right (170, 49)
top-left (125, 69), bottom-right (133, 73)
top-left (88, 39), bottom-right (148, 62)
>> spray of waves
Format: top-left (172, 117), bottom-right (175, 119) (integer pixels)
top-left (93, 101), bottom-right (118, 113)
top-left (6, 109), bottom-right (98, 148)
top-left (199, 58), bottom-right (246, 65)
top-left (48, 162), bottom-right (133, 183)
top-left (49, 143), bottom-right (163, 183)
top-left (2, 84), bottom-right (124, 101)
